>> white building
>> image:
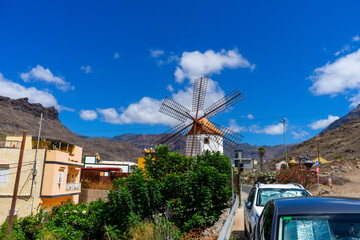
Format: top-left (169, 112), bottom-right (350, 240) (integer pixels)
top-left (185, 118), bottom-right (223, 157)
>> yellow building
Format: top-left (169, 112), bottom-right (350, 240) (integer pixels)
top-left (0, 135), bottom-right (82, 224)
top-left (137, 149), bottom-right (154, 169)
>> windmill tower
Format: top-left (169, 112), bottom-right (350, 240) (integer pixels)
top-left (155, 77), bottom-right (244, 157)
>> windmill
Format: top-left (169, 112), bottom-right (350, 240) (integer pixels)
top-left (154, 77), bottom-right (244, 157)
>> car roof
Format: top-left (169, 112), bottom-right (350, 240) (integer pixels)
top-left (272, 197), bottom-right (360, 215)
top-left (257, 183), bottom-right (304, 189)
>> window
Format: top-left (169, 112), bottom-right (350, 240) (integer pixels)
top-left (248, 188), bottom-right (255, 203)
top-left (0, 167), bottom-right (9, 183)
top-left (204, 137), bottom-right (210, 144)
top-left (58, 171), bottom-right (64, 184)
top-left (256, 188), bottom-right (309, 206)
top-left (260, 203), bottom-right (274, 240)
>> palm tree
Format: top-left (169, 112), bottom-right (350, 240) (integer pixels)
top-left (258, 147), bottom-right (266, 172)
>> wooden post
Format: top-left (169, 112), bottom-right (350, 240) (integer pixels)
top-left (8, 130), bottom-right (27, 235)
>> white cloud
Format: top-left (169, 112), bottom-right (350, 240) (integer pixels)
top-left (174, 49), bottom-right (255, 83)
top-left (250, 123), bottom-right (284, 135)
top-left (97, 97), bottom-right (178, 126)
top-left (167, 84), bottom-right (174, 92)
top-left (309, 115), bottom-right (339, 130)
top-left (0, 72), bottom-right (58, 107)
top-left (291, 130), bottom-right (309, 139)
top-left (20, 65), bottom-right (74, 91)
top-left (228, 119), bottom-right (246, 132)
top-left (58, 106), bottom-right (75, 112)
top-left (94, 78), bottom-right (226, 126)
top-left (242, 114), bottom-right (254, 120)
top-left (349, 92), bottom-right (360, 108)
top-left (150, 49), bottom-right (164, 58)
top-left (80, 110), bottom-right (98, 121)
top-left (81, 65), bottom-right (93, 74)
top-left (353, 35), bottom-right (360, 42)
top-left (114, 52), bottom-right (120, 59)
top-left (309, 49), bottom-right (360, 105)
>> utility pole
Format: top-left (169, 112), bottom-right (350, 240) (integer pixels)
top-left (31, 113), bottom-right (43, 213)
top-left (280, 118), bottom-right (288, 169)
top-left (8, 130), bottom-right (27, 235)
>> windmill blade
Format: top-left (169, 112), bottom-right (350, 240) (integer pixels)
top-left (201, 120), bottom-right (244, 153)
top-left (185, 131), bottom-right (201, 157)
top-left (153, 122), bottom-right (191, 147)
top-left (160, 97), bottom-right (192, 122)
top-left (192, 77), bottom-right (208, 114)
top-left (202, 89), bottom-right (244, 119)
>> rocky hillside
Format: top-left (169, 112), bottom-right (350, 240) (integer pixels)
top-left (266, 112), bottom-right (360, 170)
top-left (0, 96), bottom-right (142, 162)
top-left (321, 104), bottom-right (360, 133)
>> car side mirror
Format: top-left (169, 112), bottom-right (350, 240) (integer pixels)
top-left (245, 201), bottom-right (252, 209)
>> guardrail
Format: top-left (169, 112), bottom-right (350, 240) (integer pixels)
top-left (217, 195), bottom-right (239, 240)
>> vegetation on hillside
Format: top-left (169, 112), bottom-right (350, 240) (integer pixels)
top-left (1, 145), bottom-right (232, 239)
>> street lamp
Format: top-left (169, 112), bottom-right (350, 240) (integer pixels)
top-left (280, 118), bottom-right (288, 169)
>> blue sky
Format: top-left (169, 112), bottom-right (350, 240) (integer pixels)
top-left (1, 1), bottom-right (360, 146)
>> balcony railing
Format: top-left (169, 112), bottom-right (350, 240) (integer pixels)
top-left (66, 182), bottom-right (81, 191)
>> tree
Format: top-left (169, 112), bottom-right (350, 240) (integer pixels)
top-left (258, 147), bottom-right (266, 172)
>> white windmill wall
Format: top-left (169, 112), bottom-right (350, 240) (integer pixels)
top-left (201, 134), bottom-right (223, 154)
top-left (185, 134), bottom-right (223, 156)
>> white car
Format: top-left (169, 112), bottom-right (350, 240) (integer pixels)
top-left (243, 182), bottom-right (311, 239)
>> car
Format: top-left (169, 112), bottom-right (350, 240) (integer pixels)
top-left (244, 183), bottom-right (311, 238)
top-left (253, 196), bottom-right (360, 240)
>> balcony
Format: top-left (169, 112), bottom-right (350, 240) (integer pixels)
top-left (66, 183), bottom-right (81, 191)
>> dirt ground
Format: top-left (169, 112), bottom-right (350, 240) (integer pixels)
top-left (305, 158), bottom-right (360, 197)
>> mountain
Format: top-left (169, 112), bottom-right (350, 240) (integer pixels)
top-left (267, 110), bottom-right (360, 169)
top-left (321, 104), bottom-right (360, 133)
top-left (0, 96), bottom-right (142, 162)
top-left (81, 133), bottom-right (296, 161)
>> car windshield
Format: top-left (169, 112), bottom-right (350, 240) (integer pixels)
top-left (279, 214), bottom-right (360, 240)
top-left (256, 188), bottom-right (309, 206)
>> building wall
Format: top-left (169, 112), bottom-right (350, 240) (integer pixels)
top-left (0, 148), bottom-right (46, 224)
top-left (5, 136), bottom-right (33, 149)
top-left (186, 134), bottom-right (223, 156)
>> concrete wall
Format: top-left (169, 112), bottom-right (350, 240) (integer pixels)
top-left (0, 148), bottom-right (46, 224)
top-left (79, 188), bottom-right (108, 203)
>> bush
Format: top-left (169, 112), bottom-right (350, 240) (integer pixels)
top-left (334, 154), bottom-right (344, 159)
top-left (276, 165), bottom-right (316, 187)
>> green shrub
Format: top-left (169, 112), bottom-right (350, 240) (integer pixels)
top-left (334, 154), bottom-right (344, 159)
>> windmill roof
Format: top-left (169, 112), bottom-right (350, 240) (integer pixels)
top-left (186, 118), bottom-right (223, 136)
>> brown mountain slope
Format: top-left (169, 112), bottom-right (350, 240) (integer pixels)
top-left (266, 115), bottom-right (360, 169)
top-left (0, 96), bottom-right (142, 162)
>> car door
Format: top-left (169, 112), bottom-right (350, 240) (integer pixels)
top-left (244, 187), bottom-right (256, 232)
top-left (259, 202), bottom-right (275, 240)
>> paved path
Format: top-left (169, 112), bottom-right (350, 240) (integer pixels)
top-left (231, 185), bottom-right (251, 240)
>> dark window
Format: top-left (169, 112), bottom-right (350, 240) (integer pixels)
top-left (248, 188), bottom-right (255, 203)
top-left (204, 137), bottom-right (210, 144)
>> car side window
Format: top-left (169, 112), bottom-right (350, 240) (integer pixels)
top-left (248, 188), bottom-right (255, 203)
top-left (260, 203), bottom-right (274, 240)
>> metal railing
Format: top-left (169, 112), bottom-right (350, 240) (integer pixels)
top-left (217, 195), bottom-right (239, 240)
top-left (66, 182), bottom-right (81, 191)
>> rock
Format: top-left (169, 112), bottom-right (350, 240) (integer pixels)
top-left (338, 167), bottom-right (347, 173)
top-left (357, 165), bottom-right (360, 169)
top-left (319, 189), bottom-right (330, 195)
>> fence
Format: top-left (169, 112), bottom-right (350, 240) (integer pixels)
top-left (217, 195), bottom-right (239, 240)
